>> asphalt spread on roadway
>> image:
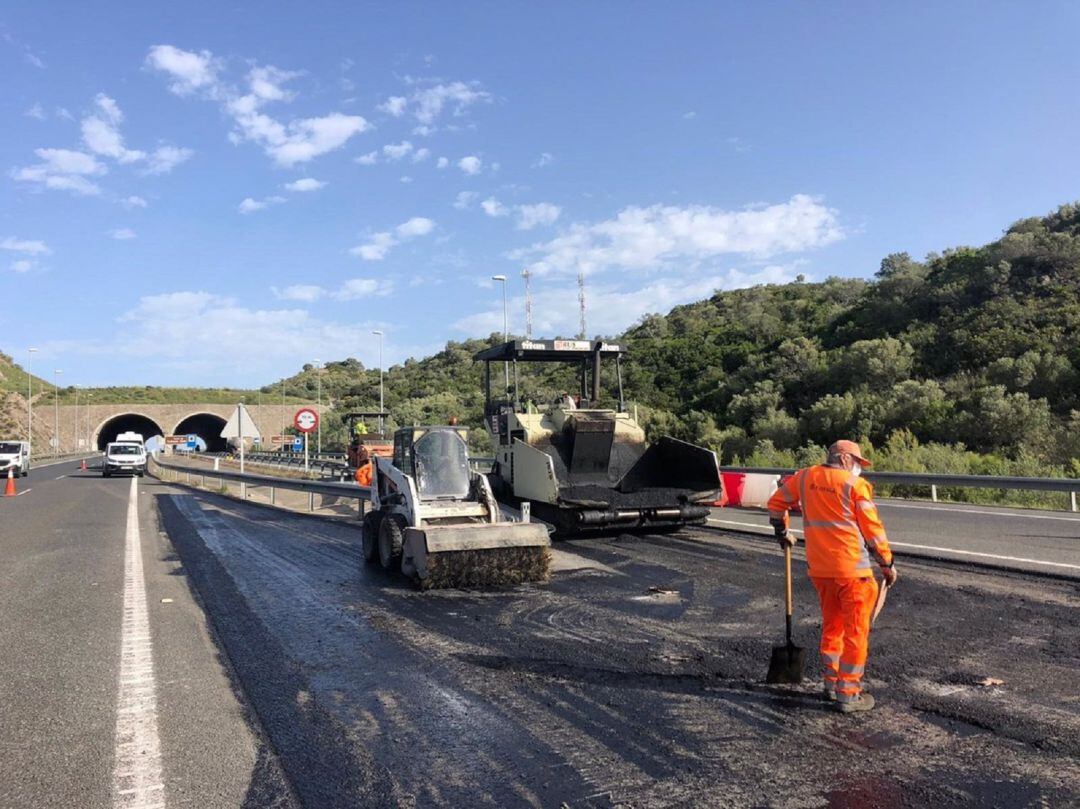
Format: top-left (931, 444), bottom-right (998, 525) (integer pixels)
top-left (151, 486), bottom-right (1080, 808)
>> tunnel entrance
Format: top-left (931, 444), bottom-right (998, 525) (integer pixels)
top-left (173, 413), bottom-right (229, 453)
top-left (96, 414), bottom-right (166, 450)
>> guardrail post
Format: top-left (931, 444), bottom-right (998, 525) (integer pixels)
top-left (270, 486), bottom-right (276, 506)
top-left (1072, 491), bottom-right (1078, 513)
top-left (308, 492), bottom-right (315, 512)
top-left (930, 484), bottom-right (938, 503)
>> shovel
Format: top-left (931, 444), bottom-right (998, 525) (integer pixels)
top-left (766, 543), bottom-right (805, 684)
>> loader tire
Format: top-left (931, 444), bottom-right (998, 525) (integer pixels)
top-left (361, 511), bottom-right (383, 564)
top-left (378, 515), bottom-right (405, 571)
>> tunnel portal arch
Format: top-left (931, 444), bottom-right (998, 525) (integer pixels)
top-left (95, 413), bottom-right (166, 451)
top-left (172, 412), bottom-right (229, 453)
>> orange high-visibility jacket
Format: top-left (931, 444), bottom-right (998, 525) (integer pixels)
top-left (767, 465), bottom-right (893, 579)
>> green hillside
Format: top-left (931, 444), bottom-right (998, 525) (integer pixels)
top-left (271, 203), bottom-right (1080, 493)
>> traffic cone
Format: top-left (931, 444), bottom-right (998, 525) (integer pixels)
top-left (4, 469), bottom-right (16, 497)
top-left (80, 458), bottom-right (87, 471)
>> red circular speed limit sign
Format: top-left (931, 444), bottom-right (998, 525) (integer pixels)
top-left (294, 408), bottom-right (319, 433)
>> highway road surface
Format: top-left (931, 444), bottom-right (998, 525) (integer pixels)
top-left (708, 498), bottom-right (1080, 578)
top-left (2, 463), bottom-right (1079, 807)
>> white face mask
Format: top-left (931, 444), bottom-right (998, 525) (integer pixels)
top-left (851, 463), bottom-right (863, 477)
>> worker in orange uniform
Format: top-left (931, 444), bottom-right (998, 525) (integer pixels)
top-left (353, 444), bottom-right (373, 488)
top-left (766, 440), bottom-right (898, 713)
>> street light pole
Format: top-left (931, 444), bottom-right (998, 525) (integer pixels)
top-left (491, 275), bottom-right (509, 391)
top-left (74, 385), bottom-right (79, 452)
top-left (372, 331), bottom-right (384, 433)
top-left (27, 347), bottom-right (38, 459)
top-left (53, 369), bottom-right (62, 456)
top-left (314, 359), bottom-right (322, 455)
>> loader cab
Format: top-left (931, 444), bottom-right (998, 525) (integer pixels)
top-left (474, 339), bottom-right (628, 447)
top-left (345, 411), bottom-right (392, 469)
top-left (393, 426), bottom-right (472, 499)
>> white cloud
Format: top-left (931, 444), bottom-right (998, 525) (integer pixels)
top-left (533, 152), bottom-right (553, 168)
top-left (349, 231), bottom-right (396, 261)
top-left (10, 259), bottom-right (35, 274)
top-left (145, 145), bottom-right (194, 174)
top-left (81, 95), bottom-right (147, 162)
top-left (458, 155), bottom-right (482, 175)
top-left (412, 125), bottom-right (437, 137)
top-left (395, 217), bottom-right (435, 238)
top-left (515, 202), bottom-right (561, 230)
top-left (284, 177), bottom-right (326, 192)
top-left (271, 284), bottom-right (324, 302)
top-left (412, 147), bottom-right (430, 163)
top-left (145, 45), bottom-right (219, 95)
top-left (25, 103), bottom-right (45, 120)
top-left (355, 150), bottom-right (378, 165)
top-left (1, 237), bottom-right (52, 255)
top-left (238, 195), bottom-right (286, 214)
top-left (350, 217), bottom-right (435, 260)
top-left (382, 140), bottom-right (413, 161)
top-left (453, 270), bottom-right (794, 339)
top-left (109, 228), bottom-right (137, 240)
top-left (379, 96), bottom-right (408, 117)
top-left (122, 195), bottom-right (149, 209)
top-left (453, 191), bottom-right (477, 210)
top-left (399, 175), bottom-right (413, 184)
top-left (436, 156), bottom-right (449, 169)
top-left (683, 111), bottom-right (697, 120)
top-left (11, 148), bottom-right (106, 195)
top-left (481, 197), bottom-right (508, 217)
top-left (512, 195), bottom-right (843, 277)
top-left (147, 45), bottom-right (368, 167)
top-left (383, 81), bottom-right (491, 125)
top-left (332, 278), bottom-right (394, 300)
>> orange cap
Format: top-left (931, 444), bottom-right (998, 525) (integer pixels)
top-left (829, 439), bottom-right (871, 467)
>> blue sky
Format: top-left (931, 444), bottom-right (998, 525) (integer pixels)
top-left (3, 2), bottom-right (1079, 387)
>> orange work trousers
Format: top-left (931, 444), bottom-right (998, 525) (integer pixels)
top-left (810, 576), bottom-right (878, 703)
top-left (354, 462), bottom-right (373, 487)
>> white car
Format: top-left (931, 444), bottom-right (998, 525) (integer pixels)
top-left (103, 442), bottom-right (146, 477)
top-left (0, 441), bottom-right (30, 477)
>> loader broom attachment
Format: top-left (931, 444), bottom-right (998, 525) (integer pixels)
top-left (401, 522), bottom-right (552, 590)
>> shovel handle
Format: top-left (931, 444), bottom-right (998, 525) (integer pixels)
top-left (784, 544), bottom-right (794, 643)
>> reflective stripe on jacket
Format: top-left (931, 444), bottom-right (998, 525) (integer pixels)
top-left (766, 465), bottom-right (893, 578)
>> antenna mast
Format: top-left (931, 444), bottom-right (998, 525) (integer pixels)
top-left (577, 271), bottom-right (587, 340)
top-left (522, 267), bottom-right (533, 339)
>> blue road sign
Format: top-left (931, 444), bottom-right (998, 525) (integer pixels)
top-left (186, 433), bottom-right (197, 449)
top-left (293, 437), bottom-right (303, 451)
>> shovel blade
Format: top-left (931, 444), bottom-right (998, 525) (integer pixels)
top-left (766, 642), bottom-right (806, 684)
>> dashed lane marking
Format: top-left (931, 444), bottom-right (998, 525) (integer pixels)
top-left (112, 475), bottom-right (165, 809)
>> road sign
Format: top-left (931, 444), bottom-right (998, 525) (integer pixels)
top-left (294, 408), bottom-right (318, 433)
top-left (165, 435), bottom-right (187, 445)
top-left (221, 404), bottom-right (261, 440)
top-left (293, 437), bottom-right (303, 450)
top-left (270, 435), bottom-right (289, 445)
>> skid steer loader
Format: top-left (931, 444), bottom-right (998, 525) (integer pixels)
top-left (361, 425), bottom-right (551, 589)
top-left (475, 339), bottom-right (723, 535)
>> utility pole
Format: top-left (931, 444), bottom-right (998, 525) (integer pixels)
top-left (372, 331), bottom-right (384, 433)
top-left (577, 271), bottom-right (587, 340)
top-left (522, 268), bottom-right (533, 339)
top-left (27, 347), bottom-right (38, 459)
top-left (491, 275), bottom-right (509, 390)
top-left (74, 385), bottom-right (79, 451)
top-left (314, 359), bottom-right (322, 455)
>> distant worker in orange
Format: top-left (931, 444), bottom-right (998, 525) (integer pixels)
top-left (766, 440), bottom-right (897, 713)
top-left (353, 444), bottom-right (373, 488)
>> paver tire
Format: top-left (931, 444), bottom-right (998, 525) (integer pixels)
top-left (378, 514), bottom-right (405, 571)
top-left (361, 511), bottom-right (383, 564)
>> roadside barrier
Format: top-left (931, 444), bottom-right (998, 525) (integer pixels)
top-left (717, 472), bottom-right (780, 508)
top-left (720, 466), bottom-right (1080, 513)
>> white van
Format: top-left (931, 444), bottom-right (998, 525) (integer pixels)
top-left (103, 442), bottom-right (146, 477)
top-left (0, 441), bottom-right (30, 477)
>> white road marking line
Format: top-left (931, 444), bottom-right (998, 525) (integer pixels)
top-left (887, 541), bottom-right (1080, 571)
top-left (55, 474), bottom-right (67, 480)
top-left (876, 501), bottom-right (1080, 523)
top-left (112, 476), bottom-right (165, 809)
top-left (705, 518), bottom-right (1080, 571)
top-left (14, 488), bottom-right (32, 496)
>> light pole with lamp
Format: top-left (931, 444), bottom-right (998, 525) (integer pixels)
top-left (372, 331), bottom-right (384, 433)
top-left (491, 274), bottom-right (509, 391)
top-left (53, 369), bottom-right (62, 456)
top-left (27, 347), bottom-right (38, 460)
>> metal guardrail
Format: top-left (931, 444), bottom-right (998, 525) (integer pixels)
top-left (720, 466), bottom-right (1080, 512)
top-left (149, 455), bottom-right (369, 516)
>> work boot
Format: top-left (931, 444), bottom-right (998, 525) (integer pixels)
top-left (823, 686), bottom-right (838, 702)
top-left (837, 693), bottom-right (875, 713)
